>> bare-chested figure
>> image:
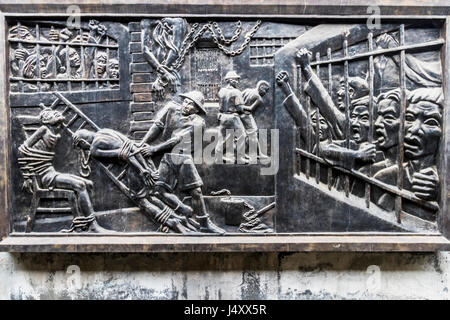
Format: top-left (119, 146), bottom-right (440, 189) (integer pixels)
top-left (18, 108), bottom-right (109, 233)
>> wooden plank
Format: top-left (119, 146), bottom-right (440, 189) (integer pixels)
top-left (1, 234), bottom-right (449, 253)
top-left (0, 13), bottom-right (10, 239)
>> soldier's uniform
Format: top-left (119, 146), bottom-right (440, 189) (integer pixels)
top-left (215, 71), bottom-right (247, 163)
top-left (151, 100), bottom-right (206, 193)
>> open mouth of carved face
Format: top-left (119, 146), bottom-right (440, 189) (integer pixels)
top-left (351, 125), bottom-right (361, 140)
top-left (376, 128), bottom-right (386, 144)
top-left (404, 135), bottom-right (421, 153)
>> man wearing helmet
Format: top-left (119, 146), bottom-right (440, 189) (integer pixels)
top-left (215, 70), bottom-right (249, 164)
top-left (140, 91), bottom-right (225, 234)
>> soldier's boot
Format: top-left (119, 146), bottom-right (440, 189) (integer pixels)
top-left (196, 214), bottom-right (225, 234)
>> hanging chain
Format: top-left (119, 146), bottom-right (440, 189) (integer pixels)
top-left (211, 21), bottom-right (242, 45)
top-left (172, 20), bottom-right (262, 69)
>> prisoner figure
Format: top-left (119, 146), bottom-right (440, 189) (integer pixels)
top-left (108, 59), bottom-right (120, 79)
top-left (215, 71), bottom-right (249, 164)
top-left (276, 70), bottom-right (376, 170)
top-left (72, 128), bottom-right (197, 234)
top-left (141, 18), bottom-right (187, 99)
top-left (374, 88), bottom-right (443, 203)
top-left (17, 108), bottom-right (109, 233)
top-left (140, 91), bottom-right (225, 234)
top-left (73, 128), bottom-right (159, 189)
top-left (241, 80), bottom-right (270, 162)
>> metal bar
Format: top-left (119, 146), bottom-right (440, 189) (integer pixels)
top-left (310, 39), bottom-right (445, 66)
top-left (305, 95), bottom-right (311, 180)
top-left (396, 24), bottom-right (407, 223)
top-left (327, 47), bottom-right (333, 190)
top-left (295, 148), bottom-right (439, 212)
top-left (16, 22), bottom-right (23, 92)
top-left (365, 32), bottom-right (375, 209)
top-left (296, 66), bottom-right (302, 175)
top-left (343, 33), bottom-right (350, 197)
top-left (8, 38), bottom-right (119, 48)
top-left (94, 47), bottom-right (99, 89)
top-left (51, 26), bottom-right (56, 91)
top-left (35, 24), bottom-right (41, 91)
top-left (106, 36), bottom-right (110, 88)
top-left (65, 43), bottom-right (71, 91)
top-left (80, 29), bottom-right (85, 90)
top-left (315, 52), bottom-right (321, 184)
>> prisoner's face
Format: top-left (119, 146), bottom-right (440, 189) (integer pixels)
top-left (310, 111), bottom-right (330, 141)
top-left (404, 102), bottom-right (442, 160)
top-left (96, 54), bottom-right (107, 76)
top-left (258, 84), bottom-right (269, 97)
top-left (108, 62), bottom-right (119, 79)
top-left (350, 105), bottom-right (370, 143)
top-left (182, 98), bottom-right (197, 116)
top-left (337, 82), bottom-right (355, 111)
top-left (375, 98), bottom-right (400, 150)
top-left (68, 48), bottom-right (80, 68)
top-left (19, 29), bottom-right (35, 48)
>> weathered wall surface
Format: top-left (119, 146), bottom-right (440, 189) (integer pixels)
top-left (0, 252), bottom-right (448, 300)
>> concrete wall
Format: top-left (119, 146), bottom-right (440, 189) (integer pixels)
top-left (0, 252), bottom-right (448, 300)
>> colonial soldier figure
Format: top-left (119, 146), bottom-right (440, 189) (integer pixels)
top-left (215, 71), bottom-right (249, 164)
top-left (140, 91), bottom-right (225, 234)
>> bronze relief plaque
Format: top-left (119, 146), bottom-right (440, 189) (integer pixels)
top-left (0, 2), bottom-right (449, 251)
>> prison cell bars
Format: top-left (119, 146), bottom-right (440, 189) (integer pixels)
top-left (366, 32), bottom-right (375, 209)
top-left (80, 29), bottom-right (85, 91)
top-left (327, 47), bottom-right (333, 190)
top-left (396, 24), bottom-right (407, 223)
top-left (343, 32), bottom-right (351, 197)
top-left (315, 52), bottom-right (321, 185)
top-left (16, 22), bottom-right (23, 92)
top-left (296, 25), bottom-right (444, 220)
top-left (8, 23), bottom-right (120, 91)
top-left (35, 24), bottom-right (41, 92)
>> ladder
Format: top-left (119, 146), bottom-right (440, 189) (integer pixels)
top-left (52, 92), bottom-right (174, 231)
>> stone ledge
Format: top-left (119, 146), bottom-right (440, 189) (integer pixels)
top-left (1, 234), bottom-right (449, 252)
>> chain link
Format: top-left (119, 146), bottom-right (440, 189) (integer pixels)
top-left (211, 21), bottom-right (242, 45)
top-left (172, 20), bottom-right (262, 69)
